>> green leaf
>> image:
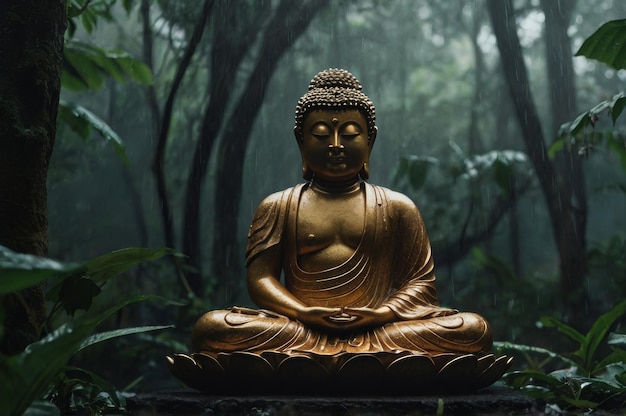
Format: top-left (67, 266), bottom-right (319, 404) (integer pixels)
top-left (122, 0), bottom-right (133, 13)
top-left (62, 41), bottom-right (153, 92)
top-left (109, 52), bottom-right (153, 85)
top-left (405, 156), bottom-right (438, 190)
top-left (560, 397), bottom-right (599, 409)
top-left (494, 341), bottom-right (578, 368)
top-left (593, 361), bottom-right (626, 386)
top-left (576, 19), bottom-right (626, 71)
top-left (66, 2), bottom-right (83, 19)
top-left (540, 316), bottom-right (586, 346)
top-left (78, 325), bottom-right (174, 352)
top-left (63, 366), bottom-right (125, 409)
top-left (578, 300), bottom-right (626, 373)
top-left (610, 94), bottom-right (626, 125)
top-left (0, 245), bottom-right (83, 295)
top-left (84, 247), bottom-right (181, 283)
top-left (548, 138), bottom-right (565, 158)
top-left (45, 247), bottom-right (179, 316)
top-left (615, 370), bottom-right (626, 387)
top-left (63, 45), bottom-right (106, 90)
top-left (58, 100), bottom-right (129, 164)
top-left (503, 369), bottom-right (565, 388)
top-left (607, 333), bottom-right (626, 347)
top-left (58, 276), bottom-right (102, 316)
top-left (80, 8), bottom-right (96, 34)
top-left (0, 295), bottom-right (160, 415)
top-left (57, 99), bottom-right (90, 138)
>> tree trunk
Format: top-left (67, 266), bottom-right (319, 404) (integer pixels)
top-left (541, 0), bottom-right (589, 321)
top-left (487, 0), bottom-right (588, 325)
top-left (151, 0), bottom-right (213, 258)
top-left (0, 0), bottom-right (66, 354)
top-left (182, 0), bottom-right (269, 296)
top-left (211, 0), bottom-right (329, 305)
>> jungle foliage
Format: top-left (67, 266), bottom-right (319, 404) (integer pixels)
top-left (0, 246), bottom-right (179, 415)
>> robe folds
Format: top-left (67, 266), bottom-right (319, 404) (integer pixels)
top-left (192, 182), bottom-right (492, 355)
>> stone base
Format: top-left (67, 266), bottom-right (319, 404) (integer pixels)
top-left (125, 387), bottom-right (536, 415)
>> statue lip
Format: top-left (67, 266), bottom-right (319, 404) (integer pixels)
top-left (327, 155), bottom-right (345, 163)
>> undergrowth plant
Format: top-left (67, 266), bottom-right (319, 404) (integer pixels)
top-left (0, 245), bottom-right (182, 415)
top-left (495, 300), bottom-right (626, 412)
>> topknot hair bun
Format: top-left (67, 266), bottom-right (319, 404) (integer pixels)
top-left (308, 68), bottom-right (363, 91)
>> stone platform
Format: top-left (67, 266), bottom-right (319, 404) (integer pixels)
top-left (125, 387), bottom-right (538, 415)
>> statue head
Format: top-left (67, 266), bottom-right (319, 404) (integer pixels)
top-left (294, 69), bottom-right (377, 180)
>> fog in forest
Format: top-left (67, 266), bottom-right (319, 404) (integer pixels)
top-left (44, 0), bottom-right (626, 391)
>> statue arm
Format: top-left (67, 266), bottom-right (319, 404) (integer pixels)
top-left (381, 191), bottom-right (456, 320)
top-left (246, 191), bottom-right (342, 329)
top-left (247, 244), bottom-right (307, 319)
top-left (248, 248), bottom-right (349, 329)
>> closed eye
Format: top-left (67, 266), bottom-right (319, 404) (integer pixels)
top-left (311, 122), bottom-right (331, 140)
top-left (340, 122), bottom-right (361, 139)
top-left (341, 133), bottom-right (359, 140)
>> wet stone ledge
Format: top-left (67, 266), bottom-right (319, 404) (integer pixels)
top-left (125, 386), bottom-right (540, 416)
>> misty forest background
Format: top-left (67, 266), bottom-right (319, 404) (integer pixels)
top-left (10, 0), bottom-right (626, 392)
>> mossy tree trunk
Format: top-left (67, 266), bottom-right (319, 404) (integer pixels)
top-left (0, 0), bottom-right (66, 354)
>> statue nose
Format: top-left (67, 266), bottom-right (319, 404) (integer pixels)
top-left (330, 130), bottom-right (344, 149)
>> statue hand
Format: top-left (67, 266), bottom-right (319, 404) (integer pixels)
top-left (296, 306), bottom-right (343, 329)
top-left (339, 306), bottom-right (395, 330)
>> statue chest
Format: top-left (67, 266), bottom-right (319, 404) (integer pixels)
top-left (294, 190), bottom-right (365, 260)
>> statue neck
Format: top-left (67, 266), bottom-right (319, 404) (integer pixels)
top-left (309, 176), bottom-right (361, 195)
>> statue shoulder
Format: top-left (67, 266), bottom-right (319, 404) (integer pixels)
top-left (247, 185), bottom-right (301, 265)
top-left (253, 185), bottom-right (300, 215)
top-left (255, 189), bottom-right (290, 211)
top-left (369, 184), bottom-right (421, 217)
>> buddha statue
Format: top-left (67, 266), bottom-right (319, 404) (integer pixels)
top-left (168, 69), bottom-right (510, 393)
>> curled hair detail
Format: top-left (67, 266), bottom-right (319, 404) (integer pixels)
top-left (294, 68), bottom-right (376, 141)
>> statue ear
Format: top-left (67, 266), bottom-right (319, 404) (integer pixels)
top-left (368, 126), bottom-right (377, 153)
top-left (294, 126), bottom-right (313, 180)
top-left (359, 161), bottom-right (370, 181)
top-left (294, 126), bottom-right (302, 147)
top-left (359, 126), bottom-right (376, 181)
top-left (302, 161), bottom-right (313, 180)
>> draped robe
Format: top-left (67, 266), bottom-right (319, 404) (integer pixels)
top-left (192, 183), bottom-right (492, 355)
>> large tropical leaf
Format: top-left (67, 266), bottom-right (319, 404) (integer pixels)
top-left (575, 300), bottom-right (626, 374)
top-left (494, 342), bottom-right (578, 369)
top-left (78, 325), bottom-right (175, 352)
top-left (58, 100), bottom-right (128, 164)
top-left (62, 40), bottom-right (152, 92)
top-left (391, 155), bottom-right (439, 190)
top-left (0, 245), bottom-right (83, 295)
top-left (66, 0), bottom-right (116, 37)
top-left (576, 19), bottom-right (626, 71)
top-left (0, 295), bottom-right (155, 415)
top-left (45, 248), bottom-right (181, 317)
top-left (84, 247), bottom-right (183, 283)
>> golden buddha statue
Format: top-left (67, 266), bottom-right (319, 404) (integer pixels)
top-left (168, 69), bottom-right (510, 393)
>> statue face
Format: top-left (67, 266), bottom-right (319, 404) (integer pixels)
top-left (300, 109), bottom-right (372, 182)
